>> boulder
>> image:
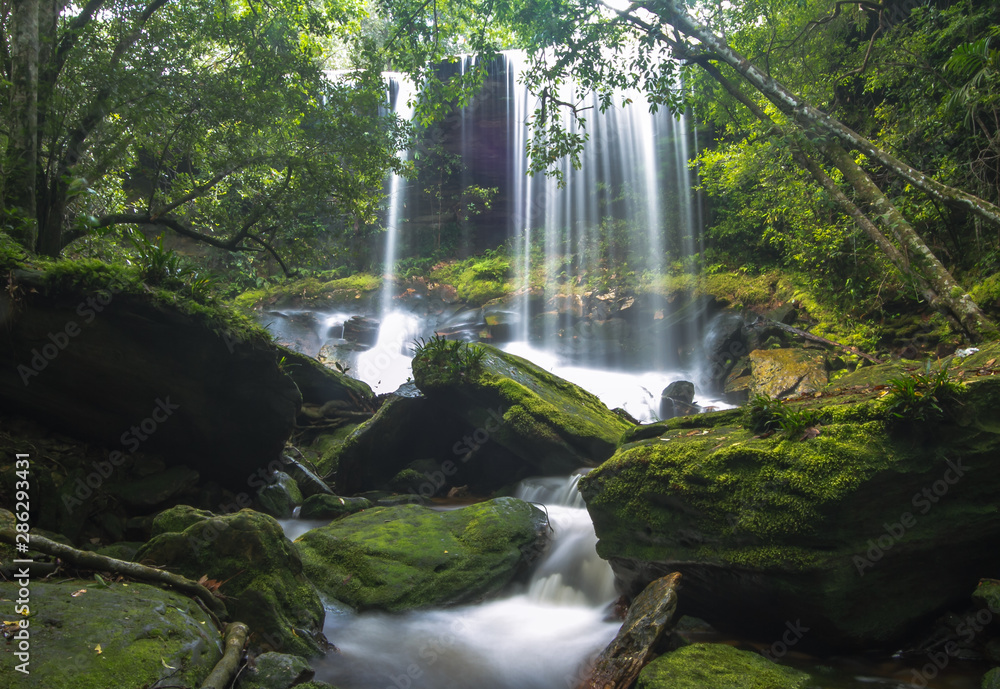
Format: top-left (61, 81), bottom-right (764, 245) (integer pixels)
top-left (256, 471), bottom-right (303, 519)
top-left (748, 348), bottom-right (827, 399)
top-left (984, 668), bottom-right (1000, 689)
top-left (236, 652), bottom-right (314, 689)
top-left (299, 494), bottom-right (372, 519)
top-left (659, 381), bottom-right (698, 420)
top-left (580, 572), bottom-right (682, 689)
top-left (580, 343), bottom-right (1000, 650)
top-left (342, 315), bottom-right (379, 346)
top-left (0, 579), bottom-right (221, 689)
top-left (136, 507), bottom-right (326, 657)
top-left (295, 497), bottom-right (547, 611)
top-left (661, 381), bottom-right (695, 405)
top-left (277, 345), bottom-right (375, 407)
top-left (636, 643), bottom-right (811, 689)
top-left (0, 264), bottom-right (299, 488)
top-left (412, 343), bottom-right (633, 474)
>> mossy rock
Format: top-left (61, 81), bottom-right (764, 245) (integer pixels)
top-left (150, 504), bottom-right (216, 537)
top-left (0, 579), bottom-right (221, 689)
top-left (306, 426), bottom-right (358, 478)
top-left (984, 668), bottom-right (1000, 689)
top-left (973, 578), bottom-right (1000, 613)
top-left (412, 343), bottom-right (633, 474)
top-left (636, 643), bottom-right (811, 689)
top-left (580, 348), bottom-right (1000, 650)
top-left (277, 345), bottom-right (374, 407)
top-left (295, 497), bottom-right (547, 611)
top-left (299, 494), bottom-right (371, 520)
top-left (136, 508), bottom-right (325, 657)
top-left (236, 652), bottom-right (314, 689)
top-left (748, 348), bottom-right (827, 399)
top-left (256, 471), bottom-right (304, 519)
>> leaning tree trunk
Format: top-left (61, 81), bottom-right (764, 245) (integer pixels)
top-left (696, 61), bottom-right (981, 337)
top-left (649, 0), bottom-right (1000, 230)
top-left (820, 142), bottom-right (995, 340)
top-left (7, 0), bottom-right (41, 251)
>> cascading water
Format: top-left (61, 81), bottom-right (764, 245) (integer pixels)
top-left (382, 75), bottom-right (416, 317)
top-left (308, 473), bottom-right (620, 689)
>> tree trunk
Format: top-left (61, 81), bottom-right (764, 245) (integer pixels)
top-left (696, 61), bottom-right (983, 338)
top-left (648, 0), bottom-right (1000, 230)
top-left (821, 142), bottom-right (995, 340)
top-left (7, 0), bottom-right (41, 251)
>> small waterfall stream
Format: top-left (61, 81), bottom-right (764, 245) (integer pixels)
top-left (308, 473), bottom-right (620, 689)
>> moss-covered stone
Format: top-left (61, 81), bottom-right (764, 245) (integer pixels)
top-left (748, 348), bottom-right (827, 399)
top-left (136, 508), bottom-right (326, 657)
top-left (0, 579), bottom-right (221, 689)
top-left (295, 497), bottom-right (547, 611)
top-left (581, 343), bottom-right (1000, 650)
top-left (150, 504), bottom-right (216, 536)
top-left (232, 274), bottom-right (381, 311)
top-left (984, 668), bottom-right (1000, 689)
top-left (412, 343), bottom-right (633, 474)
top-left (256, 472), bottom-right (304, 519)
top-left (277, 345), bottom-right (374, 407)
top-left (299, 494), bottom-right (371, 519)
top-left (973, 578), bottom-right (1000, 613)
top-left (236, 652), bottom-right (314, 689)
top-left (636, 643), bottom-right (811, 689)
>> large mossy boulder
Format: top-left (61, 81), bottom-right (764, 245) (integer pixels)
top-left (295, 497), bottom-right (547, 611)
top-left (636, 643), bottom-right (811, 689)
top-left (580, 343), bottom-right (1000, 650)
top-left (748, 348), bottom-right (827, 399)
top-left (412, 343), bottom-right (633, 474)
top-left (135, 507), bottom-right (326, 657)
top-left (0, 262), bottom-right (299, 488)
top-left (0, 579), bottom-right (221, 689)
top-left (277, 345), bottom-right (374, 407)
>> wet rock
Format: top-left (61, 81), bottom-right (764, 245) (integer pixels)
top-left (748, 348), bottom-right (827, 399)
top-left (659, 381), bottom-right (698, 420)
top-left (636, 643), bottom-right (811, 689)
top-left (236, 652), bottom-right (314, 689)
top-left (256, 471), bottom-right (303, 519)
top-left (299, 494), bottom-right (372, 519)
top-left (412, 343), bottom-right (633, 474)
top-left (0, 579), bottom-right (221, 689)
top-left (295, 497), bottom-right (547, 611)
top-left (580, 342), bottom-right (1000, 650)
top-left (277, 345), bottom-right (374, 408)
top-left (661, 381), bottom-right (695, 405)
top-left (136, 508), bottom-right (326, 657)
top-left (0, 266), bottom-right (300, 490)
top-left (343, 315), bottom-right (380, 346)
top-left (581, 572), bottom-right (682, 689)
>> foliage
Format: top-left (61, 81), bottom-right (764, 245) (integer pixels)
top-left (885, 364), bottom-right (964, 423)
top-left (411, 335), bottom-right (486, 379)
top-left (126, 232), bottom-right (193, 286)
top-left (743, 394), bottom-right (823, 440)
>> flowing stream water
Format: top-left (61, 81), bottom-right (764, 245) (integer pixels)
top-left (304, 473), bottom-right (622, 689)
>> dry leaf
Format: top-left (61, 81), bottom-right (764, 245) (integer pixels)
top-left (161, 658), bottom-right (175, 669)
top-left (71, 589), bottom-right (87, 597)
top-left (94, 644), bottom-right (102, 654)
top-left (987, 358), bottom-right (996, 367)
top-left (800, 426), bottom-right (821, 440)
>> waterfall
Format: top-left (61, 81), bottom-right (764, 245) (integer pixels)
top-left (382, 75), bottom-right (416, 316)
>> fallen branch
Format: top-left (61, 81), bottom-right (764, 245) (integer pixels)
top-left (199, 622), bottom-right (249, 689)
top-left (750, 316), bottom-right (884, 364)
top-left (0, 530), bottom-right (227, 618)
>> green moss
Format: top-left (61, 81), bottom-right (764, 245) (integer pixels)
top-left (636, 643), bottom-right (811, 689)
top-left (0, 580), bottom-right (221, 689)
top-left (430, 255), bottom-right (515, 306)
top-left (294, 497), bottom-right (546, 611)
top-left (231, 273), bottom-right (381, 310)
top-left (971, 273), bottom-right (1000, 313)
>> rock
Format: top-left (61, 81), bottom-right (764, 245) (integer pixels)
top-left (0, 579), bottom-right (221, 689)
top-left (581, 572), bottom-right (682, 689)
top-left (984, 668), bottom-right (1000, 689)
top-left (579, 343), bottom-right (1000, 650)
top-left (333, 391), bottom-right (470, 495)
top-left (237, 652), bottom-right (314, 689)
top-left (105, 464), bottom-right (200, 508)
top-left (0, 264), bottom-right (299, 489)
top-left (136, 508), bottom-right (326, 657)
top-left (722, 355), bottom-right (753, 405)
top-left (987, 639), bottom-right (1000, 665)
top-left (283, 456), bottom-right (334, 498)
top-left (295, 497), bottom-right (547, 611)
top-left (343, 315), bottom-right (380, 346)
top-left (748, 348), bottom-right (827, 399)
top-left (277, 345), bottom-right (374, 408)
top-left (974, 579), bottom-right (1000, 614)
top-left (635, 643), bottom-right (811, 689)
top-left (299, 494), bottom-right (371, 519)
top-left (412, 343), bottom-right (633, 474)
top-left (256, 471), bottom-right (303, 519)
top-left (150, 504), bottom-right (216, 537)
top-left (305, 426), bottom-right (359, 477)
top-left (661, 381), bottom-right (695, 405)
